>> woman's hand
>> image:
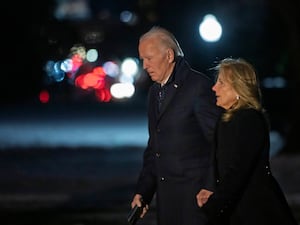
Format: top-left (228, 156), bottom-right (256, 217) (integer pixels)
top-left (196, 189), bottom-right (213, 207)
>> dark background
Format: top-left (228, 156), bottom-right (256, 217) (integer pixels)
top-left (1, 0), bottom-right (300, 153)
top-left (0, 0), bottom-right (299, 224)
top-left (2, 0), bottom-right (300, 100)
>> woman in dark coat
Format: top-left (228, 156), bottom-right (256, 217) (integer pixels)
top-left (129, 26), bottom-right (222, 225)
top-left (196, 58), bottom-right (298, 225)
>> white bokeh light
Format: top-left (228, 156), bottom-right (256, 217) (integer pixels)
top-left (110, 83), bottom-right (135, 99)
top-left (199, 14), bottom-right (222, 42)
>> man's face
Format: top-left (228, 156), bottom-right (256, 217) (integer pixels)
top-left (138, 38), bottom-right (173, 84)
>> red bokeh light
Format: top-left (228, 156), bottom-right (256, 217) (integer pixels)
top-left (39, 90), bottom-right (50, 103)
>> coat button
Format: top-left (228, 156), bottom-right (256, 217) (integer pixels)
top-left (265, 165), bottom-right (271, 175)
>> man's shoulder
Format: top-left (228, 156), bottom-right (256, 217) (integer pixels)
top-left (176, 57), bottom-right (214, 85)
top-left (189, 68), bottom-right (214, 84)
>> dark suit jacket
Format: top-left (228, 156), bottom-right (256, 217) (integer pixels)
top-left (202, 108), bottom-right (298, 225)
top-left (135, 56), bottom-right (222, 225)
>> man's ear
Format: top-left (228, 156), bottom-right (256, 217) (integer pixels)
top-left (167, 48), bottom-right (175, 63)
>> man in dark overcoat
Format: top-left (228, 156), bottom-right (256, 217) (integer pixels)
top-left (130, 26), bottom-right (222, 225)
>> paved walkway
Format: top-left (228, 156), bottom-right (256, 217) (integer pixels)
top-left (0, 147), bottom-right (298, 225)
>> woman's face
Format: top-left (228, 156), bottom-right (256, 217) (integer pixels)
top-left (212, 71), bottom-right (239, 110)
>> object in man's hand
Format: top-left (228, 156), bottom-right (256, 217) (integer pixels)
top-left (127, 200), bottom-right (145, 225)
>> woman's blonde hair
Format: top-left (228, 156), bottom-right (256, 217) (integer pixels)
top-left (214, 58), bottom-right (264, 121)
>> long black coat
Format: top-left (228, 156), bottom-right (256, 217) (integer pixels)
top-left (202, 108), bottom-right (298, 225)
top-left (135, 57), bottom-right (222, 225)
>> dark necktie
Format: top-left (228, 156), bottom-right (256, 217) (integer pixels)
top-left (158, 85), bottom-right (166, 112)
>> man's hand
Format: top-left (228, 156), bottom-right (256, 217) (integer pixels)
top-left (131, 194), bottom-right (149, 218)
